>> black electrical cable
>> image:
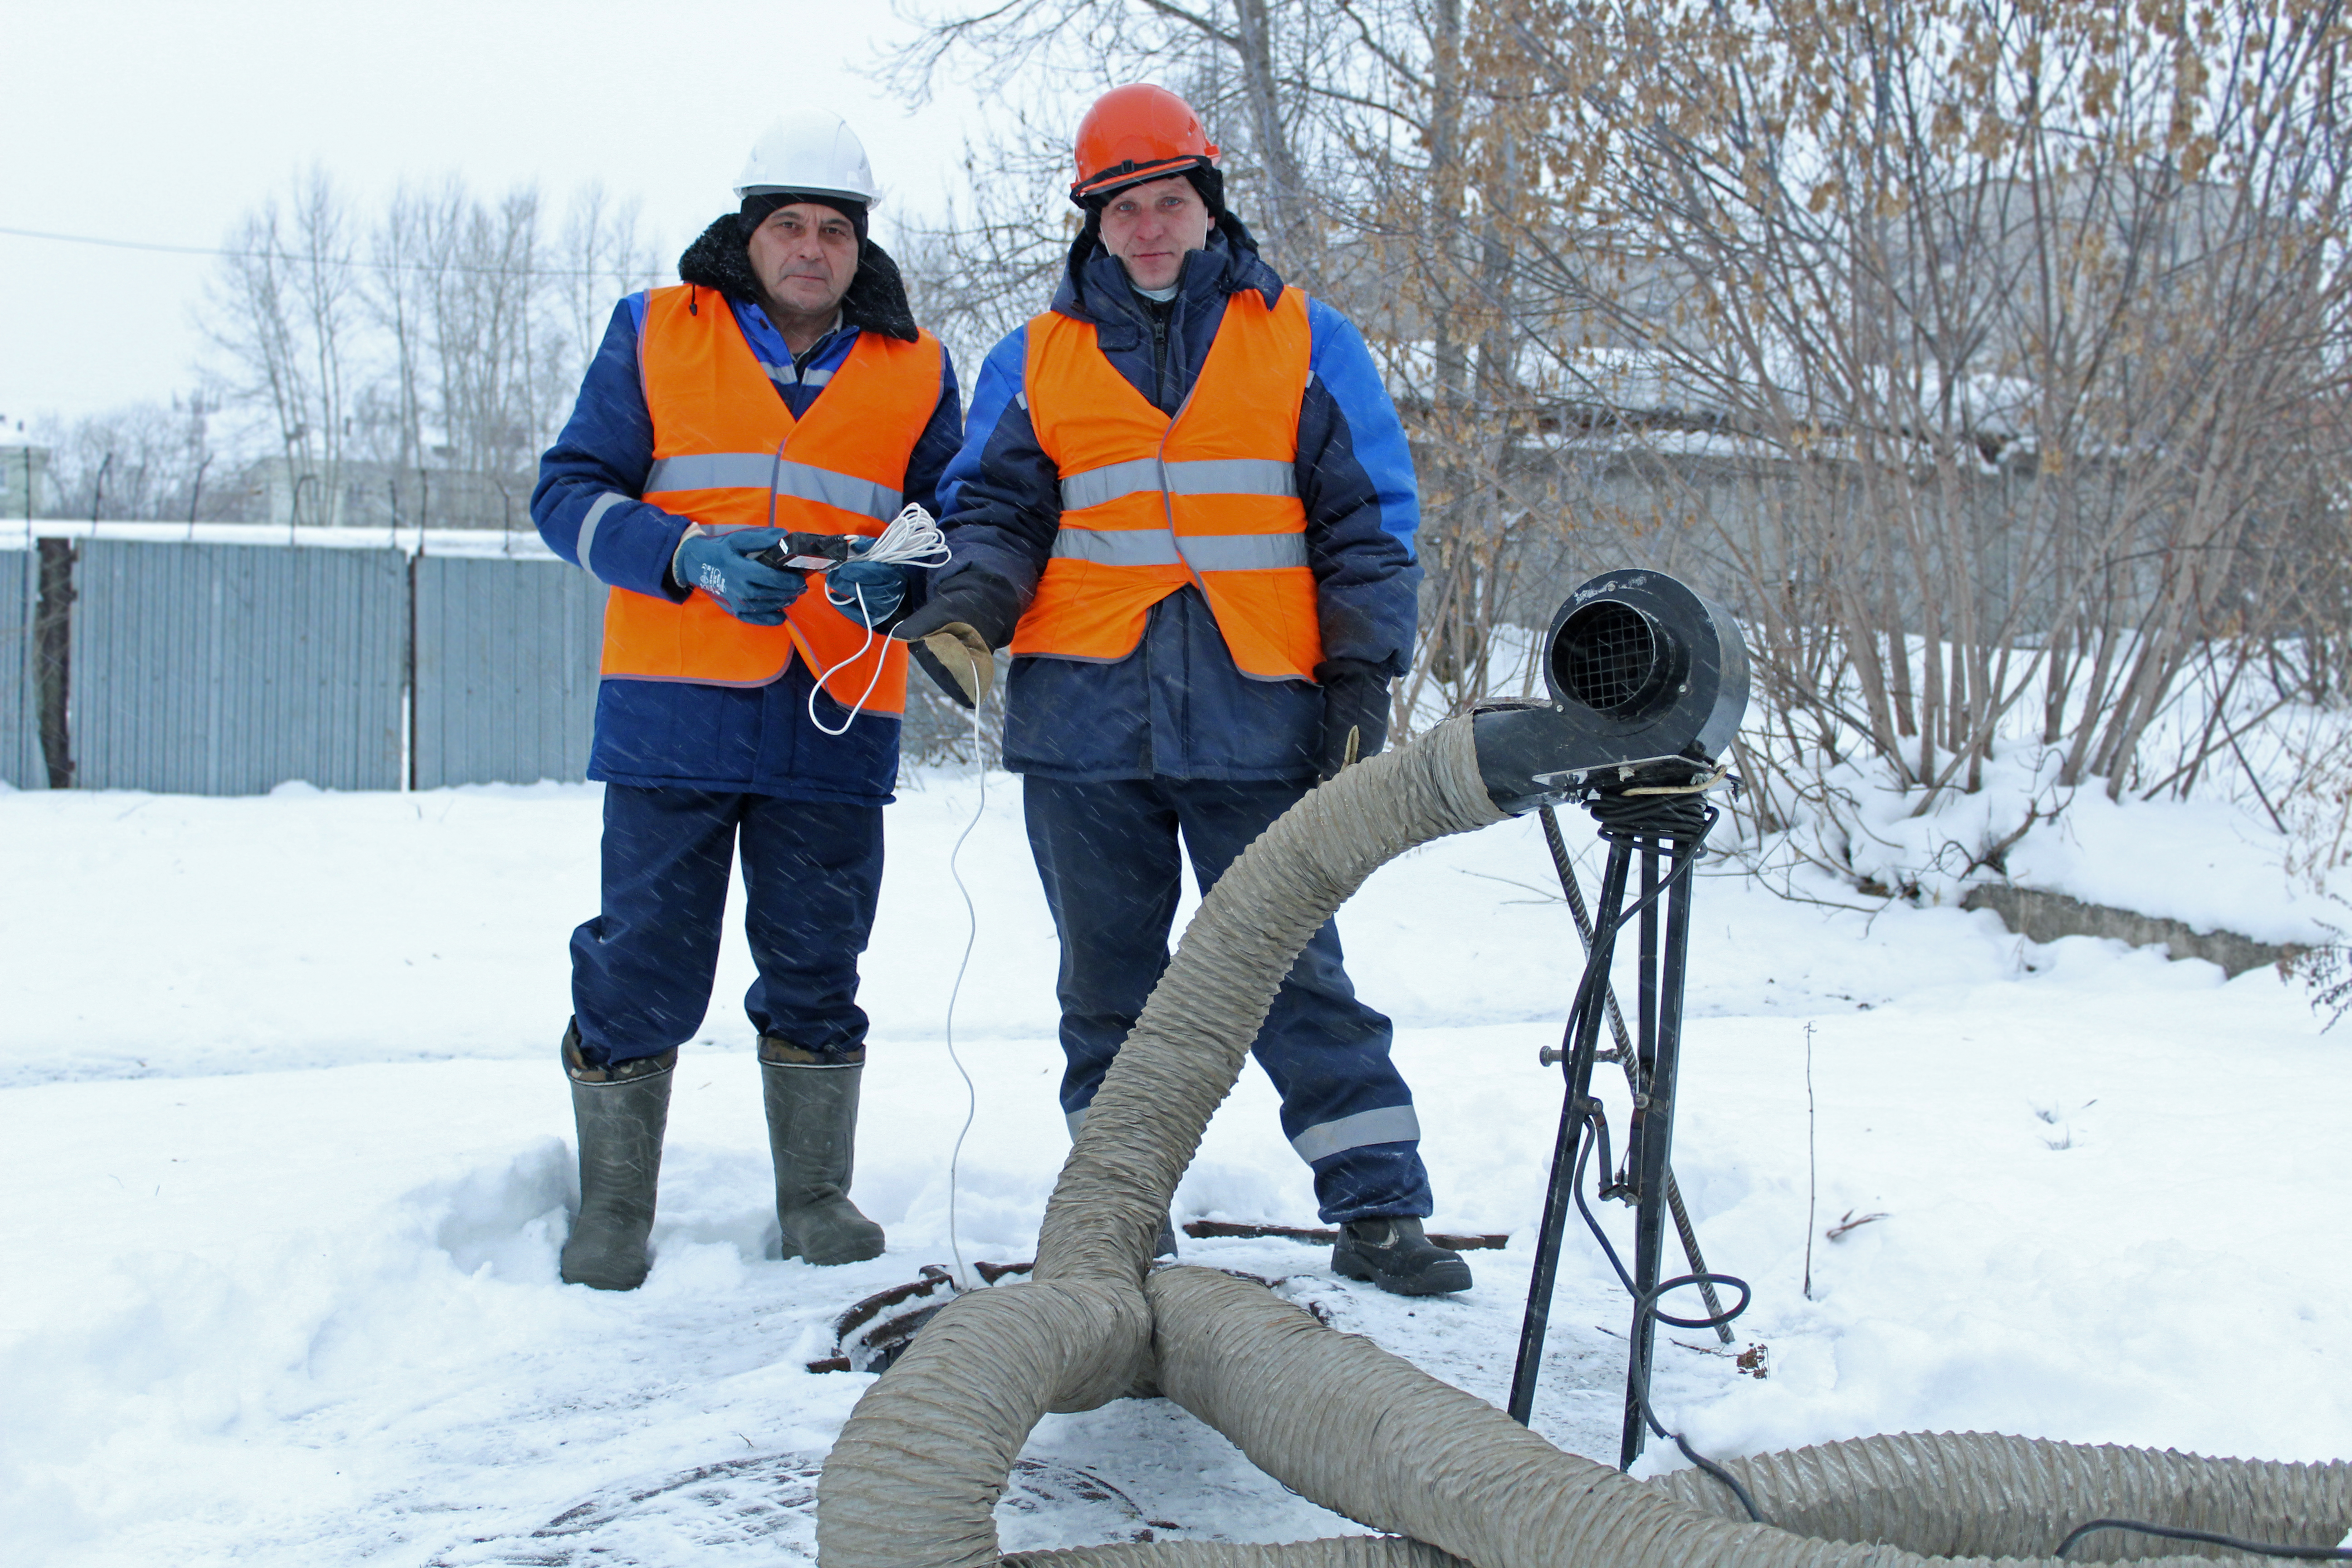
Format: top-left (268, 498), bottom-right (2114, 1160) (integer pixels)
top-left (1627, 1322), bottom-right (1768, 1529)
top-left (2054, 1519), bottom-right (2352, 1561)
top-left (1588, 788), bottom-right (1715, 843)
top-left (1558, 1109), bottom-right (1764, 1524)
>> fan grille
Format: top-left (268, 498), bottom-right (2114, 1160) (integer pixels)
top-left (1556, 601), bottom-right (1659, 713)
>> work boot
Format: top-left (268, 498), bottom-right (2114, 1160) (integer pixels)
top-left (760, 1039), bottom-right (887, 1265)
top-left (559, 1025), bottom-right (675, 1292)
top-left (1332, 1216), bottom-right (1473, 1297)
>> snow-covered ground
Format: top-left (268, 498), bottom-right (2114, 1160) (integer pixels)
top-left (4, 764), bottom-right (2347, 1567)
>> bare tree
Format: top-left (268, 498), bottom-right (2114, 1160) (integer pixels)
top-left (365, 183), bottom-right (435, 479)
top-left (558, 181), bottom-right (664, 374)
top-left (1476, 0), bottom-right (2352, 874)
top-left (34, 395), bottom-right (229, 522)
top-left (882, 0), bottom-right (1336, 275)
top-left (201, 168), bottom-right (360, 525)
top-left (877, 0), bottom-right (2352, 898)
top-left (348, 175), bottom-right (654, 524)
top-left (896, 122), bottom-right (1084, 377)
top-left (200, 173), bottom-right (666, 531)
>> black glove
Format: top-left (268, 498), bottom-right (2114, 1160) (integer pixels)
top-left (1315, 658), bottom-right (1392, 781)
top-left (892, 573), bottom-right (1024, 710)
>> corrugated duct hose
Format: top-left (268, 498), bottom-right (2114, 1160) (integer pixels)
top-left (818, 572), bottom-right (2351, 1568)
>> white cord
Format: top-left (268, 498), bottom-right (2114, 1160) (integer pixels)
top-left (795, 500), bottom-right (981, 1283)
top-left (805, 503), bottom-right (952, 737)
top-left (941, 696), bottom-right (986, 1289)
top-left (806, 613), bottom-right (887, 737)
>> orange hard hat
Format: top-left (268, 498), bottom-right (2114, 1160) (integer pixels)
top-left (1070, 84), bottom-right (1220, 204)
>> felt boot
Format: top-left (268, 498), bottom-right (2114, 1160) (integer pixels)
top-left (559, 1025), bottom-right (675, 1291)
top-left (760, 1040), bottom-right (887, 1265)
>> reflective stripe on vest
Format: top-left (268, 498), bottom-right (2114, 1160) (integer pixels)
top-left (1013, 286), bottom-right (1325, 681)
top-left (1056, 456), bottom-right (1298, 512)
top-left (641, 453), bottom-right (900, 520)
top-left (600, 284), bottom-right (941, 711)
top-left (1050, 529), bottom-right (1307, 570)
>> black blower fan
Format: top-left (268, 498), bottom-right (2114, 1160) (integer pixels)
top-left (1472, 570), bottom-right (1749, 816)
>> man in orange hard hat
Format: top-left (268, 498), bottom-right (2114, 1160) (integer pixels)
top-left (896, 85), bottom-right (1469, 1295)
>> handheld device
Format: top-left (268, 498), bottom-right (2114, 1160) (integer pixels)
top-left (752, 532), bottom-right (859, 574)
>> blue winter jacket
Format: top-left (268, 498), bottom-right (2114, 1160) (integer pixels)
top-left (936, 221), bottom-right (1421, 783)
top-left (533, 294), bottom-right (962, 805)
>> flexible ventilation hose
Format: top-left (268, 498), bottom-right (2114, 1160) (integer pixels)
top-left (816, 716), bottom-right (2351, 1567)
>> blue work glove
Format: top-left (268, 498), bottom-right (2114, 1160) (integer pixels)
top-left (824, 540), bottom-right (908, 628)
top-left (673, 529), bottom-right (807, 626)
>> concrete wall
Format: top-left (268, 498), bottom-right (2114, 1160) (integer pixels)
top-left (1960, 883), bottom-right (2295, 978)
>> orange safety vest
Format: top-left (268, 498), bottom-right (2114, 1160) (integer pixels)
top-left (600, 284), bottom-right (942, 714)
top-left (1012, 286), bottom-right (1324, 682)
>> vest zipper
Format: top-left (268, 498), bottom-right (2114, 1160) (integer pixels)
top-left (1151, 308), bottom-right (1175, 412)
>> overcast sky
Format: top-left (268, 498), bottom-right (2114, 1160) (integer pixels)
top-left (0, 0), bottom-right (1032, 434)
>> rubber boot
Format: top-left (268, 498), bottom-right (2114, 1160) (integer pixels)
top-left (559, 1025), bottom-right (676, 1291)
top-left (1332, 1216), bottom-right (1473, 1296)
top-left (760, 1039), bottom-right (887, 1265)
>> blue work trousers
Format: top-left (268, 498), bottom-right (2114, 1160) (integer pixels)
top-left (1023, 775), bottom-right (1431, 1223)
top-left (570, 784), bottom-right (883, 1067)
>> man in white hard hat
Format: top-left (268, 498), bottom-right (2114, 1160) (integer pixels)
top-left (530, 111), bottom-right (961, 1290)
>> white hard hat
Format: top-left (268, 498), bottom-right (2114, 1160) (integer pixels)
top-left (735, 111), bottom-right (882, 209)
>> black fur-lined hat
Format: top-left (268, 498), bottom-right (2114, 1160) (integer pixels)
top-left (740, 190), bottom-right (869, 242)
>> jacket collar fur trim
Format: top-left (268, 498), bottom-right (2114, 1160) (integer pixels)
top-left (1052, 212), bottom-right (1284, 330)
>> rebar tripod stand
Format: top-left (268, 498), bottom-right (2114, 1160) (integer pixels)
top-left (1506, 791), bottom-right (1748, 1470)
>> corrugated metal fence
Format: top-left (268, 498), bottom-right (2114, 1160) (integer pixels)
top-left (73, 541), bottom-right (409, 793)
top-left (1, 550), bottom-right (35, 789)
top-left (1, 535), bottom-right (606, 795)
top-left (413, 555), bottom-right (604, 790)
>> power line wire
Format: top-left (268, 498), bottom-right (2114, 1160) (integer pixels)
top-left (0, 223), bottom-right (654, 279)
top-left (0, 224), bottom-right (234, 258)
